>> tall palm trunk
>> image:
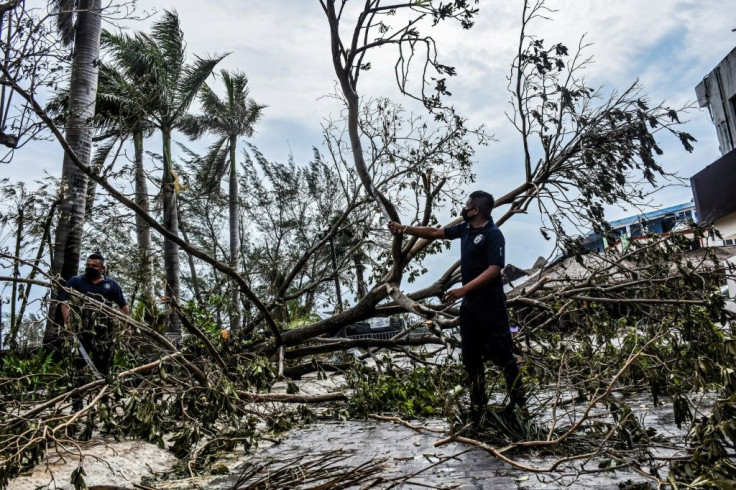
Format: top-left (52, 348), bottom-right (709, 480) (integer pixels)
top-left (133, 130), bottom-right (154, 307)
top-left (83, 153), bottom-right (104, 224)
top-left (162, 127), bottom-right (181, 335)
top-left (228, 137), bottom-right (242, 331)
top-left (179, 215), bottom-right (203, 306)
top-left (10, 206), bottom-right (23, 348)
top-left (45, 0), bottom-right (102, 345)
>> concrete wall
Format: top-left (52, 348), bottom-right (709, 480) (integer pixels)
top-left (691, 146), bottom-right (736, 224)
top-left (715, 212), bottom-right (736, 240)
top-left (696, 47), bottom-right (736, 155)
top-left (726, 255), bottom-right (736, 315)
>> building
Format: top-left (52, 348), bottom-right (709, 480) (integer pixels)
top-left (691, 150), bottom-right (736, 244)
top-left (695, 47), bottom-right (736, 156)
top-left (582, 202), bottom-right (697, 253)
top-left (692, 46), bottom-right (736, 244)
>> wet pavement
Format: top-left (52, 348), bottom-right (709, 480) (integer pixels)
top-left (156, 418), bottom-right (659, 489)
top-left (10, 401), bottom-right (690, 489)
top-left (10, 357), bottom-right (708, 488)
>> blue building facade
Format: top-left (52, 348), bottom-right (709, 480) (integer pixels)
top-left (583, 202), bottom-right (697, 253)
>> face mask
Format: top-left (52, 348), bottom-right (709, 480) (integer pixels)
top-left (84, 267), bottom-right (102, 279)
top-left (461, 207), bottom-right (476, 222)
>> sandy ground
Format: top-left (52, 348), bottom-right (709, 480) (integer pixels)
top-left (9, 439), bottom-right (177, 489)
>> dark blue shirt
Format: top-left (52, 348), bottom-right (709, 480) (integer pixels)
top-left (444, 219), bottom-right (505, 291)
top-left (59, 275), bottom-right (127, 308)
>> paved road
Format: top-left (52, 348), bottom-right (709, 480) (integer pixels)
top-left (177, 419), bottom-right (649, 489)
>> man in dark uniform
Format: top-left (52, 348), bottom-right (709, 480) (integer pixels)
top-left (389, 191), bottom-right (524, 422)
top-left (59, 253), bottom-right (129, 409)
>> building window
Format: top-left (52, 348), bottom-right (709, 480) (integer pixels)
top-left (661, 215), bottom-right (676, 233)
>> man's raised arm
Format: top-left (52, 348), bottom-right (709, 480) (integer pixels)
top-left (388, 221), bottom-right (446, 240)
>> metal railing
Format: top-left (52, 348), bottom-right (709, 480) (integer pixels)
top-left (343, 330), bottom-right (402, 341)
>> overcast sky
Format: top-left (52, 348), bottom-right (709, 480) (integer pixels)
top-left (8, 0), bottom-right (736, 272)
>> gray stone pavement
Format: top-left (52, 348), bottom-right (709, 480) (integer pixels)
top-left (252, 420), bottom-right (517, 489)
top-left (10, 416), bottom-right (665, 489)
top-left (11, 352), bottom-right (699, 488)
top-left (161, 419), bottom-right (655, 489)
top-left (169, 420), bottom-right (517, 489)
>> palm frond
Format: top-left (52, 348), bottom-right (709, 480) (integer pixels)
top-left (96, 62), bottom-right (155, 135)
top-left (241, 100), bottom-right (267, 137)
top-left (198, 83), bottom-right (228, 118)
top-left (179, 114), bottom-right (221, 139)
top-left (198, 137), bottom-right (230, 193)
top-left (152, 10), bottom-right (186, 85)
top-left (227, 70), bottom-right (250, 105)
top-left (177, 139), bottom-right (229, 194)
top-left (45, 88), bottom-right (69, 123)
top-left (175, 54), bottom-right (228, 115)
top-left (50, 0), bottom-right (76, 46)
top-left (91, 136), bottom-right (125, 169)
top-left (103, 30), bottom-right (163, 90)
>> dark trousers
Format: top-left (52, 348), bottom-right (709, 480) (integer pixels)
top-left (72, 311), bottom-right (116, 407)
top-left (459, 290), bottom-right (524, 412)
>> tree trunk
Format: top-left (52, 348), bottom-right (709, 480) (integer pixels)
top-left (324, 1), bottom-right (398, 225)
top-left (178, 213), bottom-right (203, 306)
top-left (323, 1), bottom-right (403, 284)
top-left (44, 0), bottom-right (102, 346)
top-left (83, 156), bottom-right (102, 224)
top-left (162, 127), bottom-right (181, 335)
top-left (228, 136), bottom-right (242, 331)
top-left (12, 200), bottom-right (57, 348)
top-left (133, 130), bottom-right (154, 307)
top-left (329, 237), bottom-right (342, 313)
top-left (353, 253), bottom-right (368, 300)
top-left (9, 206), bottom-right (22, 349)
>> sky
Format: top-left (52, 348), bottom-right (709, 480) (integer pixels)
top-left (5, 0), bottom-right (736, 276)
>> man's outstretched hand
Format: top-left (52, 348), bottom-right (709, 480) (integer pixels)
top-left (443, 287), bottom-right (467, 304)
top-left (387, 221), bottom-right (405, 235)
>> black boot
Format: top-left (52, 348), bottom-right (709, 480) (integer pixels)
top-left (469, 370), bottom-right (487, 426)
top-left (71, 396), bottom-right (83, 413)
top-left (501, 356), bottom-right (526, 408)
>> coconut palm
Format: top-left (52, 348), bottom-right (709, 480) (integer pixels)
top-left (102, 10), bottom-right (225, 334)
top-left (49, 0), bottom-right (102, 279)
top-left (44, 0), bottom-right (103, 345)
top-left (45, 60), bottom-right (158, 310)
top-left (180, 70), bottom-right (265, 331)
top-left (93, 61), bottom-right (157, 309)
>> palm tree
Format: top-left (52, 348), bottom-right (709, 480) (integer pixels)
top-left (102, 10), bottom-right (225, 335)
top-left (45, 60), bottom-right (158, 311)
top-left (180, 70), bottom-right (265, 331)
top-left (93, 61), bottom-right (157, 309)
top-left (44, 0), bottom-right (103, 345)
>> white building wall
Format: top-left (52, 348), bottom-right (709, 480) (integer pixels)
top-left (715, 212), bottom-right (736, 240)
top-left (726, 255), bottom-right (736, 315)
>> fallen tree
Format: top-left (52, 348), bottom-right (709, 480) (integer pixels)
top-left (1, 0), bottom-right (735, 488)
